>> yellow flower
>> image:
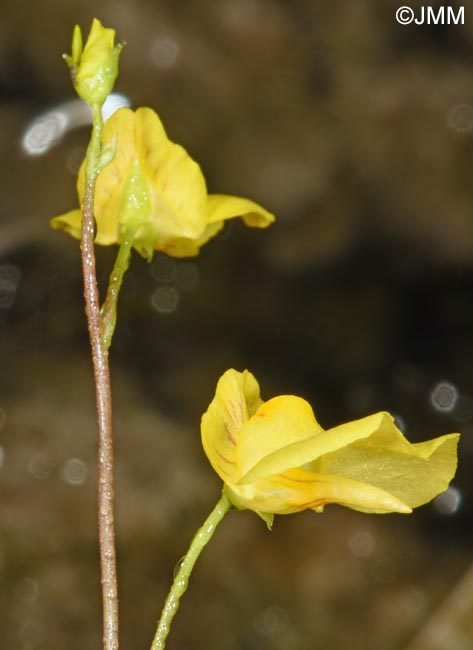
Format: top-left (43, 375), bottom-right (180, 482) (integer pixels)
top-left (64, 18), bottom-right (125, 106)
top-left (51, 107), bottom-right (275, 260)
top-left (201, 369), bottom-right (460, 528)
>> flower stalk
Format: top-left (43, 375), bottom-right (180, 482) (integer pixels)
top-left (81, 101), bottom-right (119, 650)
top-left (101, 236), bottom-right (133, 351)
top-left (150, 493), bottom-right (232, 650)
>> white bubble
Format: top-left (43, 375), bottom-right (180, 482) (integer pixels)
top-left (102, 93), bottom-right (131, 121)
top-left (254, 605), bottom-right (288, 636)
top-left (149, 36), bottom-right (180, 69)
top-left (447, 103), bottom-right (473, 133)
top-left (61, 458), bottom-right (87, 486)
top-left (0, 264), bottom-right (20, 308)
top-left (348, 529), bottom-right (375, 558)
top-left (430, 382), bottom-right (459, 413)
top-left (173, 556), bottom-right (186, 579)
top-left (399, 586), bottom-right (428, 619)
top-left (393, 413), bottom-right (406, 433)
top-left (433, 486), bottom-right (462, 515)
top-left (21, 94), bottom-right (131, 156)
top-left (22, 111), bottom-right (69, 155)
top-left (28, 453), bottom-right (52, 480)
top-left (150, 286), bottom-right (179, 314)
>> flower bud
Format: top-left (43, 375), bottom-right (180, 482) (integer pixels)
top-left (64, 18), bottom-right (125, 107)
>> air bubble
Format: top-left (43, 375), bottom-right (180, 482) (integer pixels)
top-left (21, 94), bottom-right (131, 156)
top-left (149, 36), bottom-right (180, 69)
top-left (433, 486), bottom-right (462, 515)
top-left (173, 556), bottom-right (186, 579)
top-left (254, 605), bottom-right (288, 636)
top-left (22, 111), bottom-right (69, 155)
top-left (348, 529), bottom-right (375, 558)
top-left (400, 586), bottom-right (428, 620)
top-left (150, 286), bottom-right (179, 314)
top-left (430, 382), bottom-right (459, 413)
top-left (61, 458), bottom-right (88, 486)
top-left (28, 453), bottom-right (52, 480)
top-left (393, 413), bottom-right (406, 433)
top-left (102, 93), bottom-right (131, 121)
top-left (447, 103), bottom-right (473, 133)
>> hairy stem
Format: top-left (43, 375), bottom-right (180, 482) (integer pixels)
top-left (101, 237), bottom-right (133, 351)
top-left (82, 103), bottom-right (119, 650)
top-left (150, 492), bottom-right (231, 650)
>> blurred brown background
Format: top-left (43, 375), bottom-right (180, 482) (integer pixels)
top-left (1, 1), bottom-right (473, 649)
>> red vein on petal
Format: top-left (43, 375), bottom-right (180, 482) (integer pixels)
top-left (224, 421), bottom-right (236, 446)
top-left (214, 446), bottom-right (235, 466)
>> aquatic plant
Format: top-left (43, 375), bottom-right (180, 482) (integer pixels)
top-left (52, 18), bottom-right (460, 650)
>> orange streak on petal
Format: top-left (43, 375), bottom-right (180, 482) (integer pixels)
top-left (224, 422), bottom-right (236, 446)
top-left (276, 473), bottom-right (321, 485)
top-left (214, 446), bottom-right (235, 466)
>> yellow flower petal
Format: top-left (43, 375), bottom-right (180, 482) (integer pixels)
top-left (239, 412), bottom-right (388, 484)
top-left (237, 395), bottom-right (323, 479)
top-left (207, 194), bottom-right (275, 228)
top-left (135, 107), bottom-right (208, 241)
top-left (155, 222), bottom-right (224, 258)
top-left (201, 369), bottom-right (262, 483)
top-left (317, 420), bottom-right (460, 509)
top-left (228, 468), bottom-right (411, 515)
top-left (51, 209), bottom-right (82, 239)
top-left (96, 107), bottom-right (136, 244)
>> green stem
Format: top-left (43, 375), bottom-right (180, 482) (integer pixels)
top-left (81, 102), bottom-right (119, 650)
top-left (150, 492), bottom-right (232, 650)
top-left (100, 237), bottom-right (133, 350)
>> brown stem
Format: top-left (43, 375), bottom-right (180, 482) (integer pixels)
top-left (81, 105), bottom-right (119, 650)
